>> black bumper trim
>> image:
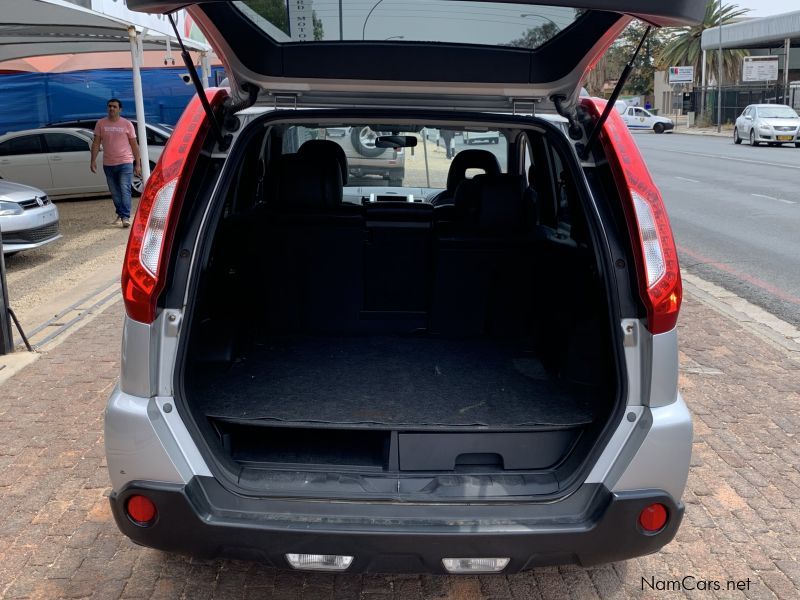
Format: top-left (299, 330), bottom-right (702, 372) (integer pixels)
top-left (110, 478), bottom-right (683, 573)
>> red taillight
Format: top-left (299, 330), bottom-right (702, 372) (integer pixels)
top-left (122, 88), bottom-right (229, 323)
top-left (638, 503), bottom-right (668, 532)
top-left (126, 494), bottom-right (157, 526)
top-left (581, 98), bottom-right (682, 335)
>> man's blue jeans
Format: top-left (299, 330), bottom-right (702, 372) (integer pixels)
top-left (103, 163), bottom-right (133, 219)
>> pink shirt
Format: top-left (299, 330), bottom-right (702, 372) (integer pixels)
top-left (94, 117), bottom-right (136, 166)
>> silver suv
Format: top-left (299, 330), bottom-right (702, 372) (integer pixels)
top-left (107, 0), bottom-right (704, 574)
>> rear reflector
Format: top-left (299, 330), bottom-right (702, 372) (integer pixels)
top-left (639, 503), bottom-right (668, 532)
top-left (285, 553), bottom-right (354, 571)
top-left (122, 88), bottom-right (228, 323)
top-left (126, 495), bottom-right (157, 526)
top-left (581, 98), bottom-right (682, 335)
top-left (442, 557), bottom-right (510, 573)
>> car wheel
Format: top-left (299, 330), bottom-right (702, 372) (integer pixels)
top-left (350, 127), bottom-right (387, 158)
top-left (131, 162), bottom-right (157, 197)
top-left (733, 127), bottom-right (742, 144)
top-left (749, 130), bottom-right (759, 146)
top-left (795, 143), bottom-right (800, 148)
top-left (653, 123), bottom-right (665, 134)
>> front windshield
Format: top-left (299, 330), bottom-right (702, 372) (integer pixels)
top-left (285, 125), bottom-right (507, 189)
top-left (758, 106), bottom-right (799, 119)
top-left (235, 1), bottom-right (578, 47)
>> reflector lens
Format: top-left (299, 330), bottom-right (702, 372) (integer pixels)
top-left (639, 503), bottom-right (668, 532)
top-left (285, 553), bottom-right (353, 571)
top-left (442, 557), bottom-right (510, 573)
top-left (126, 495), bottom-right (157, 526)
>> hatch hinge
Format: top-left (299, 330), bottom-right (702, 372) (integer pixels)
top-left (271, 93), bottom-right (301, 110)
top-left (511, 98), bottom-right (539, 117)
top-left (167, 13), bottom-right (231, 151)
top-left (579, 26), bottom-right (652, 160)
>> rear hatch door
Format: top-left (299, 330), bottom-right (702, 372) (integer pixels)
top-left (128, 1), bottom-right (704, 110)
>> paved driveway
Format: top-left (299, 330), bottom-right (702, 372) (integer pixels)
top-left (0, 295), bottom-right (798, 599)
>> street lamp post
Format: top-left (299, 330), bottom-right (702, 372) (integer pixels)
top-left (519, 13), bottom-right (559, 29)
top-left (717, 0), bottom-right (723, 133)
top-left (362, 0), bottom-right (386, 40)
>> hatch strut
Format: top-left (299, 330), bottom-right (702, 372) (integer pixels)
top-left (167, 13), bottom-right (228, 150)
top-left (580, 26), bottom-right (652, 160)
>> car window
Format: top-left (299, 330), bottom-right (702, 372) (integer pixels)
top-left (0, 134), bottom-right (45, 156)
top-left (282, 124), bottom-right (507, 189)
top-left (757, 106), bottom-right (799, 119)
top-left (44, 132), bottom-right (90, 153)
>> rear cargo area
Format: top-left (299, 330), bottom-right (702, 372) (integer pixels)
top-left (178, 126), bottom-right (622, 499)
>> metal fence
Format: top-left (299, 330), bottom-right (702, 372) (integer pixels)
top-left (685, 84), bottom-right (800, 125)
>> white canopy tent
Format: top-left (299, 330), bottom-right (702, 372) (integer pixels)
top-left (0, 0), bottom-right (213, 183)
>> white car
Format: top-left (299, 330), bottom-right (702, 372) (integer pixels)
top-left (734, 104), bottom-right (800, 147)
top-left (0, 127), bottom-right (163, 199)
top-left (620, 106), bottom-right (674, 134)
top-left (0, 179), bottom-right (61, 254)
top-left (462, 130), bottom-right (500, 144)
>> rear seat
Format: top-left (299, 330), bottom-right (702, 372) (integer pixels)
top-left (254, 154), bottom-right (364, 333)
top-left (430, 174), bottom-right (537, 338)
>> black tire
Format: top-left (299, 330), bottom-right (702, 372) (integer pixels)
top-left (795, 143), bottom-right (800, 148)
top-left (749, 130), bottom-right (759, 146)
top-left (733, 128), bottom-right (742, 144)
top-left (350, 127), bottom-right (386, 158)
top-left (131, 162), bottom-right (157, 197)
top-left (653, 123), bottom-right (665, 134)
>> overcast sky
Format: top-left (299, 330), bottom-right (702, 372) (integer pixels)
top-left (735, 1), bottom-right (799, 18)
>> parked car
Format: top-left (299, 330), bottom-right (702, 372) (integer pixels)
top-left (620, 106), bottom-right (674, 133)
top-left (462, 129), bottom-right (501, 144)
top-left (0, 127), bottom-right (163, 200)
top-left (108, 0), bottom-right (705, 575)
top-left (47, 119), bottom-right (171, 194)
top-left (733, 104), bottom-right (800, 147)
top-left (0, 179), bottom-right (61, 255)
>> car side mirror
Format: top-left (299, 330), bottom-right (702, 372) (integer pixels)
top-left (745, 115), bottom-right (752, 120)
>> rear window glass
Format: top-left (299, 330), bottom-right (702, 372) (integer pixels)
top-left (284, 124), bottom-right (507, 189)
top-left (236, 1), bottom-right (578, 47)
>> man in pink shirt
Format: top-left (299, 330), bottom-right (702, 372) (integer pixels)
top-left (90, 98), bottom-right (142, 227)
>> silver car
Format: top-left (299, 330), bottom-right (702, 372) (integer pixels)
top-left (734, 104), bottom-right (800, 147)
top-left (105, 0), bottom-right (704, 574)
top-left (0, 179), bottom-right (61, 254)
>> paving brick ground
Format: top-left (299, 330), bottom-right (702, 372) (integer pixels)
top-left (0, 294), bottom-right (798, 599)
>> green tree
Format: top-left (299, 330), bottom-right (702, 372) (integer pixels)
top-left (245, 0), bottom-right (324, 40)
top-left (508, 21), bottom-right (560, 49)
top-left (657, 1), bottom-right (750, 85)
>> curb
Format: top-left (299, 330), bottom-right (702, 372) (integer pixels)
top-left (682, 272), bottom-right (800, 361)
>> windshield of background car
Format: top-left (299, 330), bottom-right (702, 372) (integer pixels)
top-left (285, 125), bottom-right (507, 190)
top-left (757, 106), bottom-right (799, 119)
top-left (235, 1), bottom-right (578, 47)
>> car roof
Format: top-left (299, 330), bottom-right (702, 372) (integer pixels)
top-left (0, 127), bottom-right (91, 140)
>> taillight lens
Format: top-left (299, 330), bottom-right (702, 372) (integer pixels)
top-left (122, 88), bottom-right (228, 323)
top-left (581, 98), bottom-right (682, 335)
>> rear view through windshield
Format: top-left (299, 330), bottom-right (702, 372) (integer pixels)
top-left (236, 0), bottom-right (578, 47)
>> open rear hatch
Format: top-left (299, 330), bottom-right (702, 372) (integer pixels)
top-left (129, 1), bottom-right (705, 112)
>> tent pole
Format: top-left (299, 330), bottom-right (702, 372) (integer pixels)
top-left (128, 27), bottom-right (151, 186)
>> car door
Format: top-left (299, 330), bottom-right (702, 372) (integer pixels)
top-left (739, 107), bottom-right (752, 134)
top-left (0, 134), bottom-right (53, 192)
top-left (43, 132), bottom-right (107, 195)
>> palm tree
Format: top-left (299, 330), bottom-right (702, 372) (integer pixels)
top-left (657, 1), bottom-right (749, 85)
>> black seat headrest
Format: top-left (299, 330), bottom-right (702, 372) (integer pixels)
top-left (446, 149), bottom-right (502, 192)
top-left (476, 174), bottom-right (527, 233)
top-left (268, 154), bottom-right (343, 210)
top-left (298, 139), bottom-right (348, 185)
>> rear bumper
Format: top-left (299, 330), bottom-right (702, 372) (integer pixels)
top-left (110, 478), bottom-right (683, 573)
